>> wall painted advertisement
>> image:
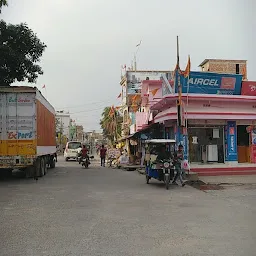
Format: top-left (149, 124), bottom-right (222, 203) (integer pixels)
top-left (178, 71), bottom-right (242, 95)
top-left (226, 121), bottom-right (238, 161)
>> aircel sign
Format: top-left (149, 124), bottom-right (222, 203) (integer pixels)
top-left (178, 71), bottom-right (242, 95)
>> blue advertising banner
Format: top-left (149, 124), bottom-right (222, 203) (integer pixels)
top-left (226, 121), bottom-right (238, 161)
top-left (177, 71), bottom-right (242, 95)
top-left (182, 134), bottom-right (188, 160)
top-left (174, 126), bottom-right (188, 159)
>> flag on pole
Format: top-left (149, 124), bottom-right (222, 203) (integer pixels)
top-left (241, 65), bottom-right (247, 80)
top-left (42, 84), bottom-right (46, 89)
top-left (117, 93), bottom-right (121, 98)
top-left (150, 88), bottom-right (159, 97)
top-left (109, 106), bottom-right (115, 117)
top-left (136, 40), bottom-right (142, 47)
top-left (132, 95), bottom-right (139, 101)
top-left (183, 55), bottom-right (191, 78)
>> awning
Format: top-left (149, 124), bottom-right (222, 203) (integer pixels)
top-left (154, 109), bottom-right (256, 123)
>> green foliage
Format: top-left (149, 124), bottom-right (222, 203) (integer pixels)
top-left (100, 107), bottom-right (122, 143)
top-left (0, 20), bottom-right (46, 86)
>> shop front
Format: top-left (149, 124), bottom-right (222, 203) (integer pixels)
top-left (188, 125), bottom-right (225, 163)
top-left (152, 94), bottom-right (256, 165)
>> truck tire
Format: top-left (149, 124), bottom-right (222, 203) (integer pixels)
top-left (25, 166), bottom-right (34, 178)
top-left (49, 156), bottom-right (56, 169)
top-left (39, 158), bottom-right (46, 177)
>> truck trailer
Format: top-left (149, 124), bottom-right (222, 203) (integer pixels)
top-left (0, 86), bottom-right (57, 178)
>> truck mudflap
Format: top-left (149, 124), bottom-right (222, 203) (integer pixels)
top-left (0, 156), bottom-right (35, 169)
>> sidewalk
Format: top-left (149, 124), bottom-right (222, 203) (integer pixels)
top-left (200, 175), bottom-right (256, 184)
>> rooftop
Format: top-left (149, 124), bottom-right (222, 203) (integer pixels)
top-left (199, 59), bottom-right (247, 67)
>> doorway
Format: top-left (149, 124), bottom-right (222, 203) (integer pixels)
top-left (188, 126), bottom-right (224, 163)
top-left (237, 125), bottom-right (250, 163)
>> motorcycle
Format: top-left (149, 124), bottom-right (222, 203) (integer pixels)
top-left (81, 155), bottom-right (94, 168)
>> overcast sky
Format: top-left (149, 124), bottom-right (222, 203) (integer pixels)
top-left (1, 0), bottom-right (255, 131)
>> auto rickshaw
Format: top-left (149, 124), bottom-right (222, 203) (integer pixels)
top-left (144, 139), bottom-right (176, 190)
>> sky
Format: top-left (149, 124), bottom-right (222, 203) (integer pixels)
top-left (1, 0), bottom-right (255, 131)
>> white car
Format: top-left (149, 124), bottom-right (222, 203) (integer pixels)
top-left (64, 141), bottom-right (82, 161)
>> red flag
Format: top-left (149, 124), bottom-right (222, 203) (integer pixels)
top-left (42, 84), bottom-right (46, 89)
top-left (150, 88), bottom-right (159, 97)
top-left (117, 93), bottom-right (121, 98)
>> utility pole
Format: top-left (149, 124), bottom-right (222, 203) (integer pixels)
top-left (176, 36), bottom-right (182, 128)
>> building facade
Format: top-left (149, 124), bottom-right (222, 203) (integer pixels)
top-left (56, 111), bottom-right (70, 139)
top-left (128, 59), bottom-right (256, 166)
top-left (199, 59), bottom-right (247, 80)
top-left (120, 70), bottom-right (172, 137)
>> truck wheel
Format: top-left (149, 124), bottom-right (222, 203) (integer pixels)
top-left (49, 157), bottom-right (56, 168)
top-left (39, 158), bottom-right (46, 177)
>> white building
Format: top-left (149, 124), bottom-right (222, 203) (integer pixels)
top-left (56, 111), bottom-right (71, 139)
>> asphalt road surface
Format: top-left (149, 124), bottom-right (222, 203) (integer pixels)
top-left (0, 157), bottom-right (255, 256)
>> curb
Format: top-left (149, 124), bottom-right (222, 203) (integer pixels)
top-left (137, 169), bottom-right (146, 175)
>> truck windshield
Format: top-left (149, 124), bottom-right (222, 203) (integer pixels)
top-left (68, 142), bottom-right (82, 149)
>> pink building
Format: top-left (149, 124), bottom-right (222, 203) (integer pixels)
top-left (135, 80), bottom-right (173, 132)
top-left (135, 73), bottom-right (256, 175)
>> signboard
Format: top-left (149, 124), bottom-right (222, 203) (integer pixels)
top-left (226, 121), bottom-right (238, 161)
top-left (107, 148), bottom-right (120, 159)
top-left (241, 81), bottom-right (256, 96)
top-left (178, 71), bottom-right (242, 95)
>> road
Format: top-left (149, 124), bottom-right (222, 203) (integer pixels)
top-left (0, 157), bottom-right (255, 256)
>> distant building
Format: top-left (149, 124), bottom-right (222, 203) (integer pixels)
top-left (120, 70), bottom-right (172, 136)
top-left (199, 59), bottom-right (247, 80)
top-left (76, 125), bottom-right (84, 142)
top-left (56, 111), bottom-right (70, 139)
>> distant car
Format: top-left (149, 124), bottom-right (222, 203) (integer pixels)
top-left (64, 141), bottom-right (82, 161)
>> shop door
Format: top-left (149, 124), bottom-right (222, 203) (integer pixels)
top-left (237, 125), bottom-right (250, 163)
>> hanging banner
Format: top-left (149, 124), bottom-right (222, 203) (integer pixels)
top-left (226, 121), bottom-right (238, 161)
top-left (178, 71), bottom-right (242, 95)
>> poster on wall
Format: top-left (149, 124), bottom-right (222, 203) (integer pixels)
top-left (226, 121), bottom-right (238, 161)
top-left (178, 71), bottom-right (242, 95)
top-left (251, 127), bottom-right (256, 145)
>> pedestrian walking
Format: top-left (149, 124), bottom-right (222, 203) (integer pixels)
top-left (100, 145), bottom-right (107, 167)
top-left (172, 144), bottom-right (186, 187)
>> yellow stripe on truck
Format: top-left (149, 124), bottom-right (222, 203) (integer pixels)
top-left (0, 140), bottom-right (37, 156)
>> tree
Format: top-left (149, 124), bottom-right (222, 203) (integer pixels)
top-left (100, 106), bottom-right (122, 143)
top-left (0, 0), bottom-right (8, 13)
top-left (0, 20), bottom-right (46, 86)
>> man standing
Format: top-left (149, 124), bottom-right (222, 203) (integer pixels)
top-left (172, 144), bottom-right (185, 187)
top-left (100, 145), bottom-right (107, 167)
